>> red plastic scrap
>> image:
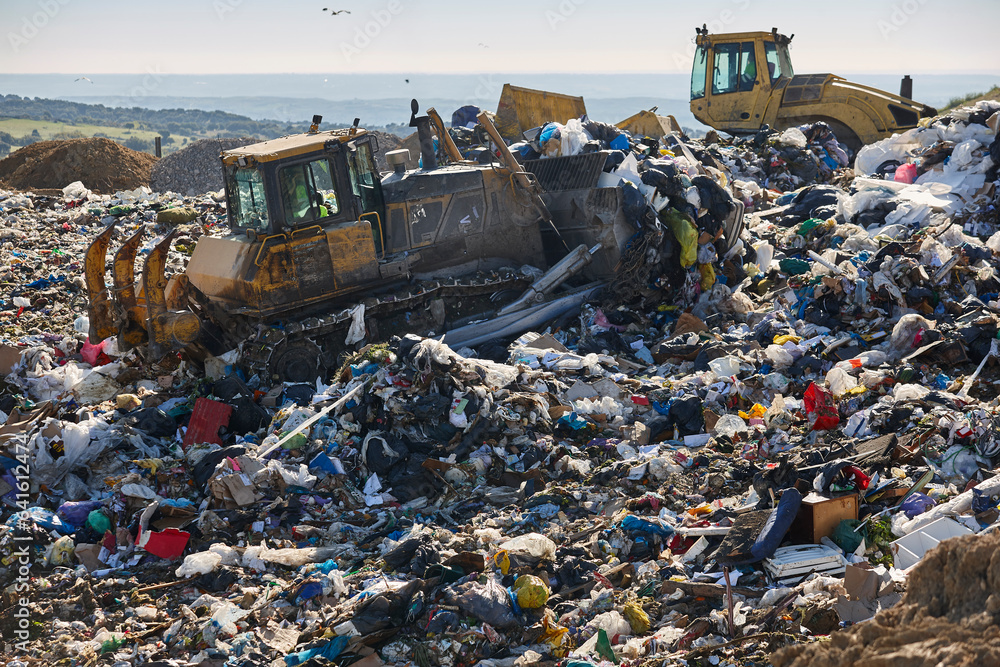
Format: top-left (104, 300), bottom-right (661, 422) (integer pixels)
top-left (183, 397), bottom-right (233, 449)
top-left (803, 382), bottom-right (839, 431)
top-left (137, 527), bottom-right (190, 560)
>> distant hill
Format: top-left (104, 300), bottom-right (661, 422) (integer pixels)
top-left (0, 94), bottom-right (413, 157)
top-left (940, 85), bottom-right (1000, 113)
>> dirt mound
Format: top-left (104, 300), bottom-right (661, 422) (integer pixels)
top-left (0, 137), bottom-right (156, 193)
top-left (150, 137), bottom-right (260, 196)
top-left (772, 531), bottom-right (1000, 667)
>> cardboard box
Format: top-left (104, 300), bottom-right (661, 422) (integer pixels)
top-left (789, 492), bottom-right (858, 544)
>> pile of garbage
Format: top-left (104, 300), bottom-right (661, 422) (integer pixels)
top-left (1, 99), bottom-right (1000, 667)
top-left (150, 137), bottom-right (261, 196)
top-left (0, 138), bottom-right (156, 192)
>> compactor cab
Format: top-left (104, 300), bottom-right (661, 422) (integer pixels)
top-left (689, 27), bottom-right (937, 152)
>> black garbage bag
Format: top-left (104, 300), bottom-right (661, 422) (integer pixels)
top-left (667, 395), bottom-right (704, 436)
top-left (193, 445), bottom-right (247, 490)
top-left (621, 180), bottom-right (647, 225)
top-left (227, 396), bottom-right (268, 435)
top-left (383, 534), bottom-right (434, 570)
top-left (124, 407), bottom-right (176, 438)
top-left (692, 174), bottom-right (735, 222)
top-left (386, 455), bottom-right (439, 503)
top-left (410, 542), bottom-right (441, 577)
top-left (583, 119), bottom-right (625, 144)
top-left (362, 431), bottom-right (409, 475)
top-left (779, 184), bottom-right (845, 225)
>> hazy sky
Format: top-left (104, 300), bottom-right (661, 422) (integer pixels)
top-left (3, 0), bottom-right (998, 75)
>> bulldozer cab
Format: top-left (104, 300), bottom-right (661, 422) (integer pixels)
top-left (691, 27), bottom-right (794, 133)
top-left (223, 130), bottom-right (385, 246)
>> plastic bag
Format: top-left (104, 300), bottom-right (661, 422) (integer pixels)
top-left (712, 413), bottom-right (748, 438)
top-left (803, 382), bottom-right (839, 431)
top-left (708, 355), bottom-right (741, 377)
top-left (951, 139), bottom-right (980, 168)
top-left (764, 345), bottom-right (795, 368)
top-left (894, 162), bottom-right (917, 183)
top-left (890, 314), bottom-right (935, 355)
top-left (825, 367), bottom-right (858, 396)
top-left (448, 577), bottom-right (519, 629)
top-left (513, 574), bottom-right (550, 609)
top-left (560, 118), bottom-right (590, 158)
top-left (175, 550), bottom-right (222, 577)
top-left (663, 208), bottom-right (698, 268)
top-left (779, 127), bottom-right (808, 148)
top-left (500, 532), bottom-right (556, 560)
top-left (900, 492), bottom-right (935, 518)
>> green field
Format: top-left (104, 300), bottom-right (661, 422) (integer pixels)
top-left (0, 117), bottom-right (199, 156)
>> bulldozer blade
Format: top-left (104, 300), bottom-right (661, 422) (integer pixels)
top-left (142, 230), bottom-right (201, 360)
top-left (83, 220), bottom-right (118, 343)
top-left (113, 228), bottom-right (149, 350)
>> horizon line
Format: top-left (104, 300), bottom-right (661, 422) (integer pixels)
top-left (4, 71), bottom-right (1000, 77)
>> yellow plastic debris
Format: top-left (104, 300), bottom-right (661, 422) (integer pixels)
top-left (624, 599), bottom-right (650, 634)
top-left (699, 263), bottom-right (716, 290)
top-left (493, 549), bottom-right (510, 575)
top-left (513, 574), bottom-right (550, 609)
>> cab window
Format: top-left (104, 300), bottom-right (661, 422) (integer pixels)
top-left (226, 165), bottom-right (269, 231)
top-left (738, 41), bottom-right (757, 91)
top-left (712, 42), bottom-right (739, 94)
top-left (347, 140), bottom-right (382, 215)
top-left (712, 42), bottom-right (757, 94)
top-left (690, 45), bottom-right (707, 100)
top-left (764, 41), bottom-right (783, 82)
top-left (279, 158), bottom-right (341, 225)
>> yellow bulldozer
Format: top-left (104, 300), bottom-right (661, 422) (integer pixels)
top-left (689, 27), bottom-right (938, 152)
top-left (85, 103), bottom-right (639, 383)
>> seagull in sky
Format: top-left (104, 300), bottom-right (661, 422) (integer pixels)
top-left (322, 8), bottom-right (351, 14)
top-left (74, 76), bottom-right (93, 83)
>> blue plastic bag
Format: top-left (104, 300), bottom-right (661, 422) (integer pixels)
top-left (900, 492), bottom-right (935, 518)
top-left (621, 514), bottom-right (674, 538)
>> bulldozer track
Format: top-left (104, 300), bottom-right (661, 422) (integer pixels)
top-left (238, 270), bottom-right (530, 382)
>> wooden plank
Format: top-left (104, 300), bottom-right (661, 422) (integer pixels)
top-left (661, 579), bottom-right (765, 598)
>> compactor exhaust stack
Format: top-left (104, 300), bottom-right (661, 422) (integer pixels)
top-left (408, 99), bottom-right (437, 170)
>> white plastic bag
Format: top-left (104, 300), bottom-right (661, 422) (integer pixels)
top-left (500, 532), bottom-right (556, 560)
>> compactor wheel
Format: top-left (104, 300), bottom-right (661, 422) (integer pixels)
top-left (268, 339), bottom-right (328, 385)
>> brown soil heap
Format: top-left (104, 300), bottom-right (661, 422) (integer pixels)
top-left (773, 531), bottom-right (1000, 667)
top-left (0, 137), bottom-right (156, 192)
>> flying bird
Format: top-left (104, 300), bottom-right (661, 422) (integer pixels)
top-left (74, 76), bottom-right (93, 83)
top-left (478, 43), bottom-right (489, 48)
top-left (404, 79), bottom-right (410, 84)
top-left (322, 8), bottom-right (351, 14)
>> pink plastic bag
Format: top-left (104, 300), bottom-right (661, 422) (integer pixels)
top-left (81, 338), bottom-right (111, 367)
top-left (894, 162), bottom-right (917, 184)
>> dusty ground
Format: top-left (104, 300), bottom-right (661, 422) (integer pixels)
top-left (772, 530), bottom-right (1000, 667)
